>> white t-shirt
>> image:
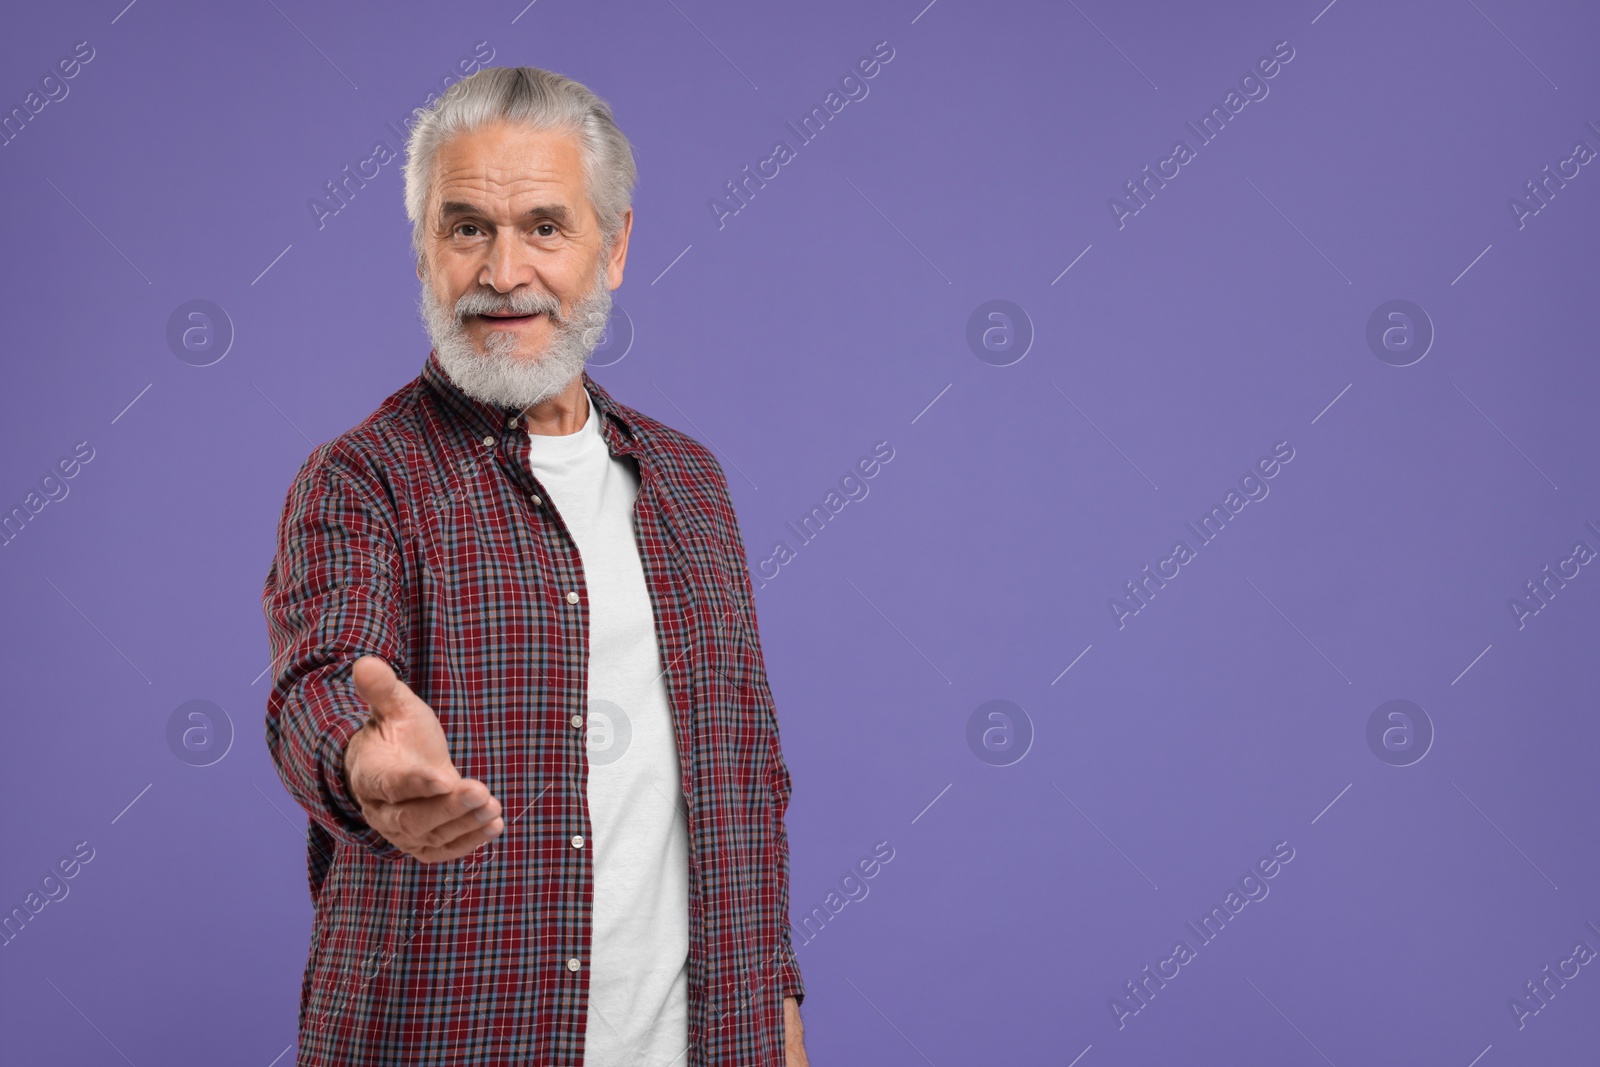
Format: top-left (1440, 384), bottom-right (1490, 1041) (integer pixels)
top-left (523, 389), bottom-right (690, 1066)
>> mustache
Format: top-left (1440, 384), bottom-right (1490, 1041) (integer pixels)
top-left (452, 287), bottom-right (565, 322)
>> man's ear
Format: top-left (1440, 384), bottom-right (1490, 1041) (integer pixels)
top-left (606, 207), bottom-right (633, 290)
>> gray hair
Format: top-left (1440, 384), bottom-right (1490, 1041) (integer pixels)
top-left (402, 66), bottom-right (637, 262)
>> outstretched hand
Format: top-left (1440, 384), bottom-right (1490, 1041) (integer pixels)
top-left (343, 655), bottom-right (503, 863)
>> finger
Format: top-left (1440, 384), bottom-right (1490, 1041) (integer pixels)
top-left (383, 780), bottom-right (497, 843)
top-left (412, 817), bottom-right (504, 865)
top-left (417, 790), bottom-right (504, 847)
top-left (351, 655), bottom-right (425, 724)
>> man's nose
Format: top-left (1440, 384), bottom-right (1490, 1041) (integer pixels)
top-left (480, 235), bottom-right (535, 292)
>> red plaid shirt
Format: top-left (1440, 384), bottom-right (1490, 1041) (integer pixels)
top-left (263, 351), bottom-right (803, 1066)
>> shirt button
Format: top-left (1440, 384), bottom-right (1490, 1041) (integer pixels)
top-left (570, 714), bottom-right (583, 728)
top-left (565, 591), bottom-right (580, 604)
top-left (506, 416), bottom-right (519, 429)
top-left (482, 435), bottom-right (495, 447)
top-left (571, 835), bottom-right (585, 849)
top-left (530, 494), bottom-right (543, 506)
top-left (566, 957), bottom-right (581, 972)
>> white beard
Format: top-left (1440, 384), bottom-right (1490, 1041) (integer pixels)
top-left (419, 258), bottom-right (613, 410)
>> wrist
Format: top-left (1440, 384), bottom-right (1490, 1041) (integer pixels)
top-left (339, 727), bottom-right (365, 809)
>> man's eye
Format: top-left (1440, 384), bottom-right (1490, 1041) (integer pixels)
top-left (536, 224), bottom-right (556, 237)
top-left (455, 224), bottom-right (481, 237)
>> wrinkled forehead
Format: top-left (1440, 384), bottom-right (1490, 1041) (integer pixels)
top-left (429, 121), bottom-right (591, 222)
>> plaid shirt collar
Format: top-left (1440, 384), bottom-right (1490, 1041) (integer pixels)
top-left (419, 348), bottom-right (644, 459)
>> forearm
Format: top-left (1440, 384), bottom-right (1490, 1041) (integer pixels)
top-left (783, 995), bottom-right (808, 1065)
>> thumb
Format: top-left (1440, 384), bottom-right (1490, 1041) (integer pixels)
top-left (351, 654), bottom-right (426, 725)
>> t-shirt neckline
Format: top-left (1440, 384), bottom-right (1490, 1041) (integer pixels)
top-left (525, 388), bottom-right (599, 460)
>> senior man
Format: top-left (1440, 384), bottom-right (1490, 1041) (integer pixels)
top-left (263, 66), bottom-right (806, 1066)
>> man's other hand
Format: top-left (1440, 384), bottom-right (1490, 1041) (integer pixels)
top-left (345, 655), bottom-right (504, 863)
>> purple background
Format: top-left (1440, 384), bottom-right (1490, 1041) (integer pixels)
top-left (3, 1), bottom-right (1599, 1064)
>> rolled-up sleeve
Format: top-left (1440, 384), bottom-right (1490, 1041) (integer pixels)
top-left (262, 446), bottom-right (409, 863)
